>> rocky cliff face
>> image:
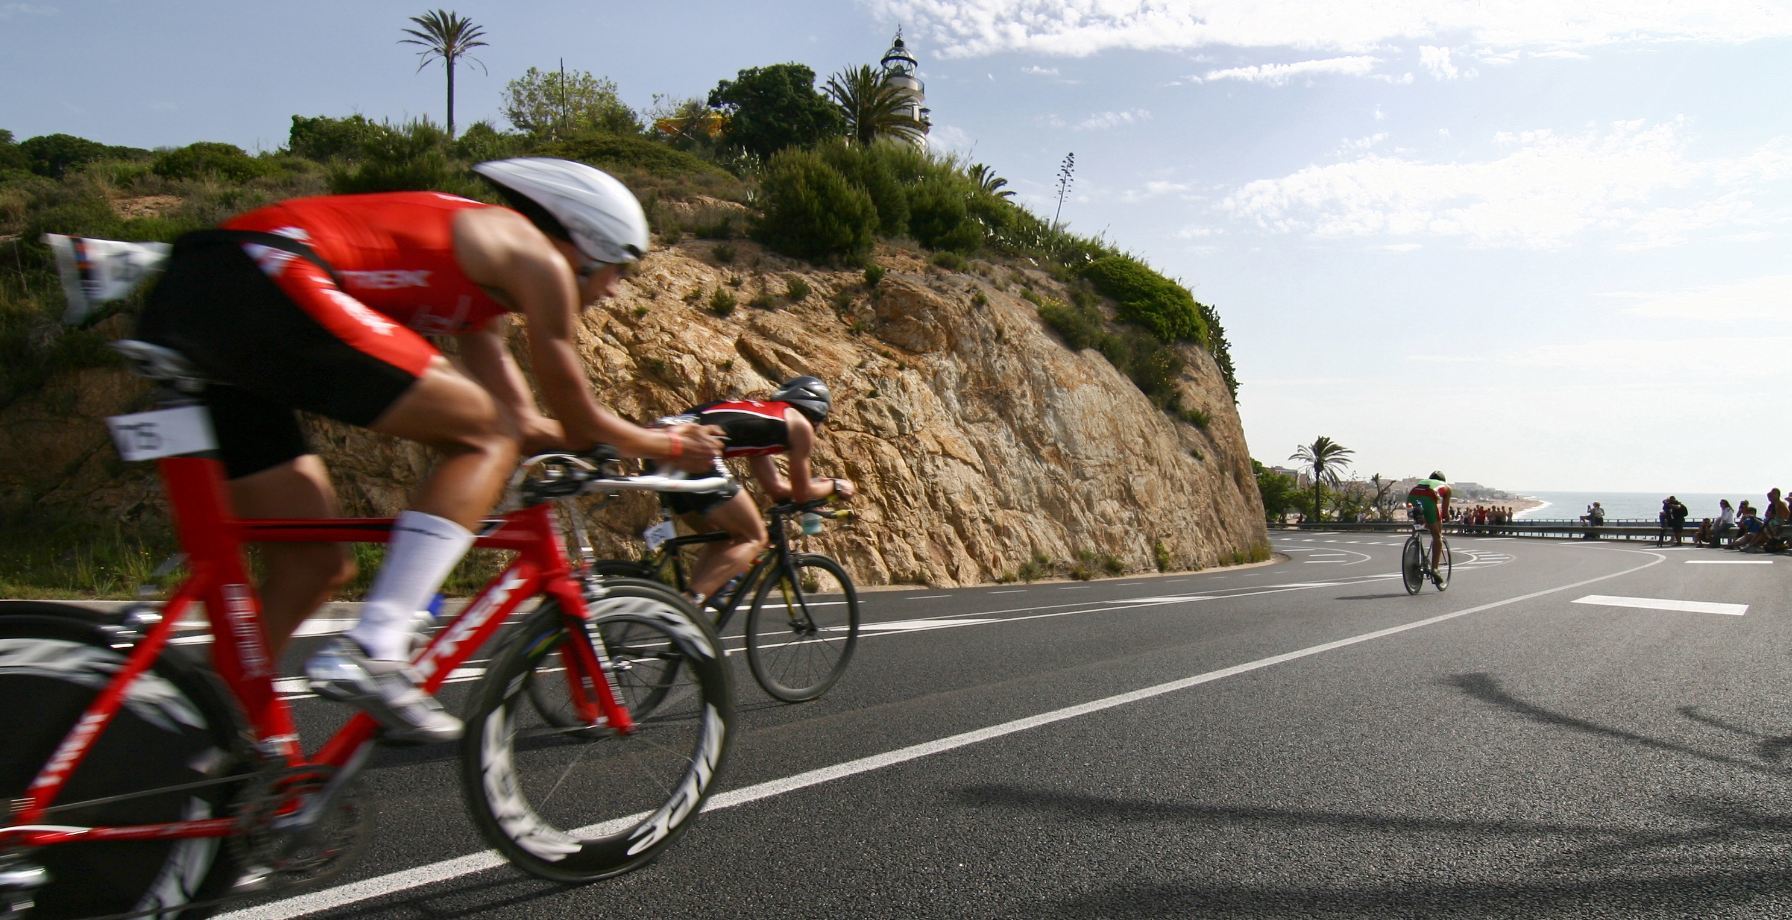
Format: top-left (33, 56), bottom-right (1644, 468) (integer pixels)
top-left (1, 238), bottom-right (1267, 587)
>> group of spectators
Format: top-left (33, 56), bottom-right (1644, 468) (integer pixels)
top-left (1689, 488), bottom-right (1792, 551)
top-left (1450, 505), bottom-right (1519, 532)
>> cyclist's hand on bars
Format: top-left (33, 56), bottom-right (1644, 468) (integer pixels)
top-left (668, 424), bottom-right (725, 473)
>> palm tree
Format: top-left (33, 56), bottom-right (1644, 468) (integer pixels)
top-left (400, 10), bottom-right (488, 138)
top-left (969, 163), bottom-right (1014, 198)
top-left (823, 64), bottom-right (924, 146)
top-left (1290, 436), bottom-right (1354, 523)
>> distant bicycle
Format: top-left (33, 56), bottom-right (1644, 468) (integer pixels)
top-left (1401, 520), bottom-right (1452, 594)
top-left (590, 498), bottom-right (861, 703)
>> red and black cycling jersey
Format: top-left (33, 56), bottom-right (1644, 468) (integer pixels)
top-left (223, 192), bottom-right (510, 336)
top-left (682, 400), bottom-right (798, 457)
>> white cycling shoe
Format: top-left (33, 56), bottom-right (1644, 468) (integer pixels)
top-left (305, 637), bottom-right (462, 744)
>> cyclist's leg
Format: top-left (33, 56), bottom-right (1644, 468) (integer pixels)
top-left (687, 490), bottom-right (769, 602)
top-left (230, 456), bottom-right (354, 657)
top-left (1428, 518), bottom-right (1444, 569)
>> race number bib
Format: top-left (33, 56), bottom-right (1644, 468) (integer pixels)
top-left (106, 405), bottom-right (217, 461)
top-left (643, 520), bottom-right (677, 552)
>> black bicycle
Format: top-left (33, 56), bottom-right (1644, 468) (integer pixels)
top-left (1401, 520), bottom-right (1452, 594)
top-left (585, 499), bottom-right (860, 703)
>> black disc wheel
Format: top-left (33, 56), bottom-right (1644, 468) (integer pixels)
top-left (1401, 538), bottom-right (1425, 595)
top-left (0, 602), bottom-right (250, 919)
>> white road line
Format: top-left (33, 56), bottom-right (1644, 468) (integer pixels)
top-left (1304, 561), bottom-right (1345, 564)
top-left (858, 619), bottom-right (993, 631)
top-left (229, 547), bottom-right (1668, 920)
top-left (1573, 595), bottom-right (1748, 616)
top-left (1686, 560), bottom-right (1773, 565)
top-left (904, 594), bottom-right (951, 600)
top-left (987, 589), bottom-right (1026, 594)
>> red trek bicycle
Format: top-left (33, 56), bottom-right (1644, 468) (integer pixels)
top-left (0, 341), bottom-right (736, 919)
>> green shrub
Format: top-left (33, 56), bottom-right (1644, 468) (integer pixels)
top-left (451, 121), bottom-right (526, 163)
top-left (818, 141), bottom-right (908, 237)
top-left (1153, 540), bottom-right (1173, 572)
top-left (287, 114), bottom-right (391, 161)
top-left (1036, 297), bottom-right (1103, 351)
top-left (930, 251), bottom-right (966, 271)
top-left (711, 243), bottom-right (736, 264)
top-left (153, 142), bottom-right (267, 182)
top-left (752, 148), bottom-right (876, 262)
top-left (749, 292), bottom-right (777, 310)
top-left (863, 263), bottom-right (885, 287)
top-left (542, 130), bottom-right (734, 181)
top-left (708, 287), bottom-right (737, 316)
top-left (785, 276), bottom-right (811, 301)
top-left (907, 176), bottom-right (983, 253)
top-left (1017, 553), bottom-right (1052, 583)
top-left (19, 133), bottom-right (145, 179)
top-left (1080, 255), bottom-right (1208, 346)
top-left (328, 121), bottom-right (471, 195)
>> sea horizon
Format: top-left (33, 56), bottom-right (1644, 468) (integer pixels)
top-left (1513, 489), bottom-right (1765, 522)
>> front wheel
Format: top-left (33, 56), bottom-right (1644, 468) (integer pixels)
top-left (1435, 540), bottom-right (1453, 591)
top-left (460, 585), bottom-right (733, 883)
top-left (744, 553), bottom-right (860, 702)
top-left (0, 602), bottom-right (249, 919)
top-left (1400, 538), bottom-right (1425, 595)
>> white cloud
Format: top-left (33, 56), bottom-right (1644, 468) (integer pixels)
top-left (1607, 275), bottom-right (1792, 323)
top-left (1197, 56), bottom-right (1379, 85)
top-left (0, 2), bottom-right (54, 18)
top-left (1081, 108), bottom-right (1151, 130)
top-left (1418, 45), bottom-right (1467, 80)
top-left (1021, 65), bottom-right (1060, 76)
top-left (1336, 132), bottom-right (1388, 156)
top-left (1120, 180), bottom-right (1200, 203)
top-left (1218, 118), bottom-right (1792, 250)
top-left (927, 123), bottom-right (976, 153)
top-left (860, 0), bottom-right (1792, 58)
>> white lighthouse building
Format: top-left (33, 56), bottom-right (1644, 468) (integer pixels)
top-left (880, 30), bottom-right (931, 148)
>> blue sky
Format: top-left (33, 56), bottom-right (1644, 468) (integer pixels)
top-left (5, 1), bottom-right (1792, 493)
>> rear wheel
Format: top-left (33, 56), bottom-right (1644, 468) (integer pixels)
top-left (460, 585), bottom-right (733, 882)
top-left (1436, 540), bottom-right (1453, 591)
top-left (744, 554), bottom-right (860, 702)
top-left (0, 602), bottom-right (249, 919)
top-left (1400, 538), bottom-right (1425, 595)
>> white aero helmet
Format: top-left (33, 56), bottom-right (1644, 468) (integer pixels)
top-left (472, 157), bottom-right (649, 264)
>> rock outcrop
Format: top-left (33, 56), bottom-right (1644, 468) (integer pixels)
top-left (0, 238), bottom-right (1267, 587)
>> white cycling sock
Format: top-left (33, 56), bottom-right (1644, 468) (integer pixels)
top-left (348, 511), bottom-right (474, 661)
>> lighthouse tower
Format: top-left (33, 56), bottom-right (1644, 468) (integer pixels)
top-left (880, 29), bottom-right (931, 148)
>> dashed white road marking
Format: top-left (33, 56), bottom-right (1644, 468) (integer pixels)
top-left (859, 618), bottom-right (993, 631)
top-left (1573, 595), bottom-right (1748, 616)
top-left (904, 594), bottom-right (951, 600)
top-left (1686, 559), bottom-right (1773, 565)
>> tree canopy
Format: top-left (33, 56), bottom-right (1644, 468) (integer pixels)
top-left (823, 64), bottom-right (923, 147)
top-left (503, 67), bottom-right (641, 139)
top-left (400, 9), bottom-right (488, 138)
top-left (707, 63), bottom-right (843, 162)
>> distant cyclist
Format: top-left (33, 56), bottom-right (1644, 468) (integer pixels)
top-left (133, 157), bottom-right (723, 742)
top-left (659, 376), bottom-right (855, 608)
top-left (1407, 472), bottom-right (1453, 584)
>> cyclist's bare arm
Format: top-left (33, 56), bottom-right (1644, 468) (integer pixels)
top-left (781, 413), bottom-right (854, 502)
top-left (459, 319), bottom-right (565, 453)
top-left (452, 209), bottom-right (718, 463)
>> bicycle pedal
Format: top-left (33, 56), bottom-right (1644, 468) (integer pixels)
top-left (230, 864), bottom-right (274, 894)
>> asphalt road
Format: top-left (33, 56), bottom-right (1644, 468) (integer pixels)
top-left (208, 532), bottom-right (1792, 919)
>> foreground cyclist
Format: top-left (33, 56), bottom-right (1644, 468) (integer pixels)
top-left (662, 377), bottom-right (855, 607)
top-left (134, 157), bottom-right (722, 742)
top-left (1406, 472), bottom-right (1453, 585)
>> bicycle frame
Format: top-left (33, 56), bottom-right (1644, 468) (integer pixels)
top-left (5, 451), bottom-right (625, 853)
top-left (636, 502), bottom-right (823, 631)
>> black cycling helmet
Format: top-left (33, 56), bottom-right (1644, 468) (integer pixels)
top-left (1430, 471), bottom-right (1446, 481)
top-left (772, 375), bottom-right (831, 425)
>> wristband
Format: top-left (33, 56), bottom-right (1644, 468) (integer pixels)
top-left (665, 430), bottom-right (683, 460)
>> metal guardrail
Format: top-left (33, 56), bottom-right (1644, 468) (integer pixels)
top-left (1279, 520), bottom-right (1694, 543)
